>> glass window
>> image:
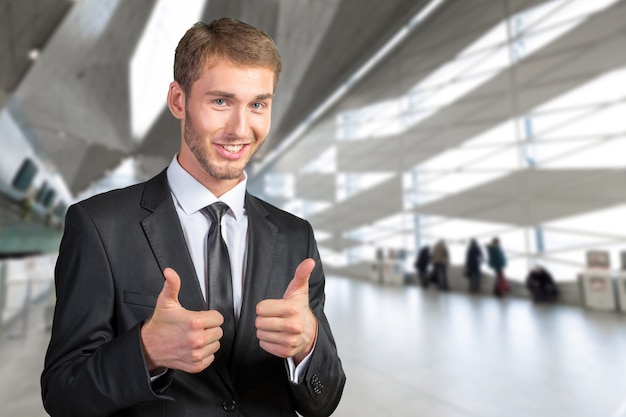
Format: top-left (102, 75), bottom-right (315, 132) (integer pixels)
top-left (11, 158), bottom-right (38, 192)
top-left (130, 0), bottom-right (205, 141)
top-left (266, 0), bottom-right (626, 279)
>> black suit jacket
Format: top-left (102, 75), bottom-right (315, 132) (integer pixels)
top-left (41, 170), bottom-right (345, 417)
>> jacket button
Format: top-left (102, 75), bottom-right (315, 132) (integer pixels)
top-left (310, 374), bottom-right (323, 395)
top-left (222, 399), bottom-right (237, 411)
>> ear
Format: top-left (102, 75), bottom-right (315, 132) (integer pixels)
top-left (167, 81), bottom-right (185, 120)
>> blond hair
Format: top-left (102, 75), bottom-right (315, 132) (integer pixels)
top-left (174, 18), bottom-right (282, 95)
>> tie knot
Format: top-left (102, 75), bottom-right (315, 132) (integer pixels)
top-left (204, 201), bottom-right (230, 223)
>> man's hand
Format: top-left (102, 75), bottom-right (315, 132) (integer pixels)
top-left (255, 258), bottom-right (318, 365)
top-left (140, 268), bottom-right (224, 373)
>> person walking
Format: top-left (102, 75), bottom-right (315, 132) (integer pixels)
top-left (415, 245), bottom-right (431, 287)
top-left (431, 239), bottom-right (450, 291)
top-left (464, 239), bottom-right (483, 293)
top-left (487, 237), bottom-right (509, 297)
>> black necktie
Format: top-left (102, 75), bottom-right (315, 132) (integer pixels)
top-left (203, 202), bottom-right (235, 366)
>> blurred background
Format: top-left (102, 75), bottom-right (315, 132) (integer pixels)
top-left (1, 0), bottom-right (626, 416)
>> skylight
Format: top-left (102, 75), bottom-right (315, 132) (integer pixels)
top-left (129, 0), bottom-right (205, 142)
top-left (335, 0), bottom-right (622, 143)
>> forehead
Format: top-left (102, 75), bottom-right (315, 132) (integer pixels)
top-left (193, 58), bottom-right (276, 94)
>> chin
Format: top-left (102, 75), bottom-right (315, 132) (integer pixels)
top-left (206, 164), bottom-right (245, 181)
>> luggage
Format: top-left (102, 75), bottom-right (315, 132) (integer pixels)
top-left (495, 273), bottom-right (509, 296)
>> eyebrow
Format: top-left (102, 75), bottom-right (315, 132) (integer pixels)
top-left (205, 90), bottom-right (274, 100)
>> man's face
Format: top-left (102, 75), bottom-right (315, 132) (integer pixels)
top-left (179, 59), bottom-right (274, 186)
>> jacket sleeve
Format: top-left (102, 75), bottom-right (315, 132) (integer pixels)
top-left (288, 222), bottom-right (346, 417)
top-left (40, 203), bottom-right (172, 417)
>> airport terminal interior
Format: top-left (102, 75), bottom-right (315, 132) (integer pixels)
top-left (1, 0), bottom-right (626, 415)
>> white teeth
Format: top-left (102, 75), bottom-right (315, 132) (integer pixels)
top-left (223, 144), bottom-right (243, 153)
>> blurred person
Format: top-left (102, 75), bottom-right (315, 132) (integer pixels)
top-left (526, 265), bottom-right (559, 302)
top-left (414, 245), bottom-right (431, 287)
top-left (487, 237), bottom-right (509, 297)
top-left (464, 238), bottom-right (483, 293)
top-left (41, 18), bottom-right (345, 417)
top-left (431, 239), bottom-right (449, 291)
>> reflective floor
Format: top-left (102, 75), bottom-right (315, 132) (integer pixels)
top-left (2, 276), bottom-right (626, 416)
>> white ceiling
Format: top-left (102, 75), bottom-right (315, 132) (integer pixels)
top-left (307, 175), bottom-right (404, 233)
top-left (415, 169), bottom-right (626, 226)
top-left (254, 0), bottom-right (626, 256)
top-left (2, 0), bottom-right (626, 258)
top-left (1, 0), bottom-right (431, 195)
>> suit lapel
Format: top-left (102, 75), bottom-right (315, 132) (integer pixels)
top-left (140, 170), bottom-right (236, 391)
top-left (140, 170), bottom-right (205, 311)
top-left (232, 194), bottom-right (278, 368)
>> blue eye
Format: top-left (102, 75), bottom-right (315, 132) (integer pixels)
top-left (214, 98), bottom-right (226, 106)
top-left (252, 102), bottom-right (265, 110)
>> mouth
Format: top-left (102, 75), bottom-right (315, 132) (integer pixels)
top-left (222, 144), bottom-right (245, 153)
top-left (217, 143), bottom-right (249, 159)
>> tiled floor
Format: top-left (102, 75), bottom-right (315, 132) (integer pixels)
top-left (0, 300), bottom-right (52, 416)
top-left (3, 276), bottom-right (626, 416)
top-left (326, 277), bottom-right (626, 417)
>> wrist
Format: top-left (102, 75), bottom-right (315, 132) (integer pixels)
top-left (140, 320), bottom-right (159, 371)
top-left (294, 316), bottom-right (318, 365)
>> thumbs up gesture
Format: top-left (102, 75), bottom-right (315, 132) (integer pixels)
top-left (140, 268), bottom-right (225, 373)
top-left (255, 258), bottom-right (318, 364)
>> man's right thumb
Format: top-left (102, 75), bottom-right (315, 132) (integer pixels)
top-left (159, 267), bottom-right (182, 306)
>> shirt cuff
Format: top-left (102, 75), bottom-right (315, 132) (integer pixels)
top-left (286, 340), bottom-right (316, 384)
top-left (149, 367), bottom-right (168, 382)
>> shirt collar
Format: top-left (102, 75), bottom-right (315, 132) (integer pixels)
top-left (166, 155), bottom-right (247, 220)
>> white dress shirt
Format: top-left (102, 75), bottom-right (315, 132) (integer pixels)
top-left (167, 156), bottom-right (248, 320)
top-left (166, 156), bottom-right (310, 382)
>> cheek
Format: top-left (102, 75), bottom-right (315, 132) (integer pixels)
top-left (197, 114), bottom-right (222, 132)
top-left (251, 116), bottom-right (272, 138)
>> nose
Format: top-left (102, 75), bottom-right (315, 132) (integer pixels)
top-left (224, 107), bottom-right (249, 138)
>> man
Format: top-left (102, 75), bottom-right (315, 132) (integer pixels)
top-left (431, 239), bottom-right (449, 291)
top-left (464, 239), bottom-right (483, 293)
top-left (414, 245), bottom-right (430, 287)
top-left (41, 18), bottom-right (345, 417)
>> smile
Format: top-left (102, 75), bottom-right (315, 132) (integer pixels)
top-left (223, 144), bottom-right (244, 153)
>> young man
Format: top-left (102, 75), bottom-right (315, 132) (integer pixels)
top-left (41, 18), bottom-right (345, 417)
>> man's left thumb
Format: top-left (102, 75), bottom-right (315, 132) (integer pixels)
top-left (283, 258), bottom-right (315, 299)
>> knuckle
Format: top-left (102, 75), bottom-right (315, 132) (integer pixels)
top-left (189, 333), bottom-right (205, 349)
top-left (189, 350), bottom-right (204, 363)
top-left (285, 320), bottom-right (303, 334)
top-left (284, 305), bottom-right (298, 316)
top-left (188, 316), bottom-right (203, 330)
